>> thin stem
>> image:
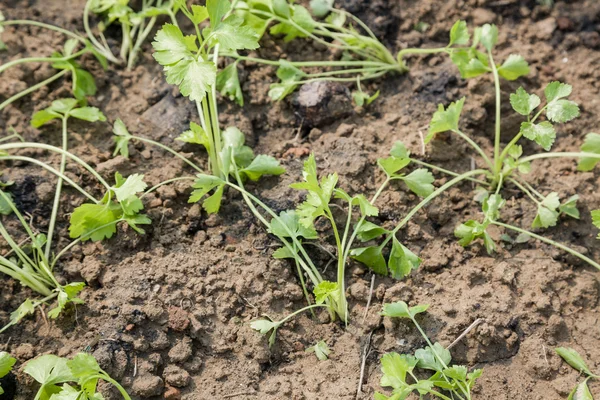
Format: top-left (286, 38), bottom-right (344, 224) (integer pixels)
top-left (44, 116), bottom-right (68, 261)
top-left (83, 0), bottom-right (121, 63)
top-left (489, 51), bottom-right (502, 178)
top-left (129, 135), bottom-right (204, 174)
top-left (0, 70), bottom-right (68, 111)
top-left (452, 129), bottom-right (494, 171)
top-left (0, 20), bottom-right (86, 43)
top-left (197, 99), bottom-right (220, 177)
top-left (0, 156), bottom-right (97, 202)
top-left (492, 220), bottom-right (600, 270)
top-left (225, 54), bottom-right (390, 68)
top-left (382, 170), bottom-right (488, 247)
top-left (396, 47), bottom-right (450, 66)
top-left (0, 49), bottom-right (87, 74)
top-left (519, 152), bottom-right (600, 164)
top-left (293, 242), bottom-right (315, 316)
top-left (497, 131), bottom-right (524, 168)
top-left (0, 142), bottom-right (111, 190)
top-left (506, 178), bottom-right (541, 205)
top-left (140, 176), bottom-right (197, 199)
top-left (410, 159), bottom-right (490, 185)
top-left (276, 304), bottom-right (328, 326)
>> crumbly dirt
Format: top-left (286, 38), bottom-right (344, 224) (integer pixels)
top-left (1, 0), bottom-right (600, 399)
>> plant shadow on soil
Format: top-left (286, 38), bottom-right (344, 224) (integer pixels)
top-left (1, 0), bottom-right (600, 399)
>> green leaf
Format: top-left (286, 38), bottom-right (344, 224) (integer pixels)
top-left (272, 246), bottom-right (296, 259)
top-left (250, 318), bottom-right (278, 347)
top-left (270, 5), bottom-right (315, 42)
top-left (241, 154), bottom-right (286, 181)
top-left (69, 107), bottom-right (106, 123)
top-left (67, 353), bottom-right (101, 381)
top-left (546, 99), bottom-right (580, 123)
top-left (189, 174), bottom-right (224, 203)
top-left (510, 87), bottom-right (541, 116)
top-left (569, 381), bottom-right (593, 400)
top-left (310, 0), bottom-right (333, 18)
top-left (313, 281), bottom-right (339, 304)
top-left (69, 203), bottom-right (121, 241)
top-left (212, 15), bottom-right (260, 51)
top-left (352, 89), bottom-right (380, 107)
top-left (305, 340), bottom-right (330, 361)
top-left (73, 68), bottom-right (97, 100)
top-left (272, 0), bottom-right (290, 18)
top-left (559, 195), bottom-right (580, 219)
top-left (389, 237), bottom-right (421, 279)
top-left (578, 133), bottom-right (600, 171)
top-left (449, 49), bottom-right (490, 79)
top-left (592, 210), bottom-right (600, 239)
top-left (531, 192), bottom-right (560, 229)
top-left (0, 352), bottom-right (16, 378)
top-left (455, 220), bottom-right (495, 254)
top-left (24, 355), bottom-right (74, 390)
top-left (152, 23), bottom-right (195, 65)
top-left (379, 352), bottom-right (418, 389)
top-left (0, 190), bottom-right (14, 215)
top-left (482, 193), bottom-right (505, 221)
top-left (381, 301), bottom-right (429, 319)
top-left (377, 157), bottom-right (410, 177)
top-left (207, 0), bottom-right (232, 29)
top-left (269, 210), bottom-right (318, 240)
top-left (426, 97), bottom-right (465, 142)
top-left (415, 343), bottom-right (452, 372)
top-left (202, 184), bottom-right (225, 214)
top-left (164, 58), bottom-right (217, 102)
top-left (112, 173), bottom-right (147, 202)
top-left (177, 121), bottom-right (211, 151)
top-left (449, 20), bottom-right (469, 46)
top-left (351, 194), bottom-right (378, 217)
top-left (401, 168), bottom-right (434, 197)
top-left (216, 62), bottom-right (244, 106)
top-left (190, 5), bottom-right (209, 24)
top-left (31, 109), bottom-right (61, 128)
top-left (350, 246), bottom-right (387, 275)
top-left (48, 282), bottom-right (85, 319)
top-left (390, 141), bottom-right (410, 158)
top-left (498, 54), bottom-right (529, 81)
top-left (545, 81), bottom-right (572, 103)
top-left (50, 98), bottom-right (79, 114)
top-left (355, 221), bottom-right (388, 242)
top-left (480, 24), bottom-right (498, 51)
top-left (50, 383), bottom-right (84, 400)
top-left (555, 347), bottom-right (594, 376)
top-left (520, 121), bottom-right (556, 151)
top-left (0, 299), bottom-right (35, 334)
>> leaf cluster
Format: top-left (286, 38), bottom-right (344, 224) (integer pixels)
top-left (555, 347), bottom-right (599, 400)
top-left (69, 172), bottom-right (151, 241)
top-left (377, 302), bottom-right (482, 400)
top-left (23, 352), bottom-right (131, 400)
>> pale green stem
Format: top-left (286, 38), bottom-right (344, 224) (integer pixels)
top-left (128, 135), bottom-right (204, 174)
top-left (0, 20), bottom-right (86, 42)
top-left (0, 70), bottom-right (68, 111)
top-left (452, 129), bottom-right (494, 171)
top-left (518, 152), bottom-right (600, 164)
top-left (492, 220), bottom-right (600, 270)
top-left (410, 159), bottom-right (490, 185)
top-left (0, 49), bottom-right (87, 74)
top-left (44, 116), bottom-right (68, 261)
top-left (488, 51), bottom-right (502, 178)
top-left (140, 176), bottom-right (197, 199)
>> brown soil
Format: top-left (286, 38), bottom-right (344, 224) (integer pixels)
top-left (1, 0), bottom-right (600, 399)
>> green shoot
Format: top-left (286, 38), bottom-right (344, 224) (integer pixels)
top-left (151, 0), bottom-right (260, 179)
top-left (228, 3), bottom-right (473, 101)
top-left (0, 351), bottom-right (16, 395)
top-left (24, 352), bottom-right (131, 400)
top-left (555, 347), bottom-right (599, 399)
top-left (377, 302), bottom-right (482, 400)
top-left (306, 340), bottom-right (330, 361)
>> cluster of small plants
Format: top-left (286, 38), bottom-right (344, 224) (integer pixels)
top-left (1, 0), bottom-right (600, 398)
top-left (0, 350), bottom-right (131, 399)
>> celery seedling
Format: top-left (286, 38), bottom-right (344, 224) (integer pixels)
top-left (0, 102), bottom-right (158, 332)
top-left (227, 4), bottom-right (469, 101)
top-left (376, 302), bottom-right (482, 400)
top-left (555, 347), bottom-right (599, 399)
top-left (0, 352), bottom-right (16, 395)
top-left (24, 352), bottom-right (131, 400)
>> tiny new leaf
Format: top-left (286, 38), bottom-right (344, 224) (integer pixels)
top-left (381, 301), bottom-right (429, 319)
top-left (510, 87), bottom-right (541, 116)
top-left (532, 192), bottom-right (560, 229)
top-left (555, 347), bottom-right (594, 376)
top-left (426, 97), bottom-right (465, 143)
top-left (578, 133), bottom-right (600, 171)
top-left (305, 340), bottom-right (330, 361)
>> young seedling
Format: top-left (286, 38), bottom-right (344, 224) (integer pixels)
top-left (0, 101), bottom-right (159, 332)
top-left (377, 302), bottom-right (482, 400)
top-left (0, 352), bottom-right (16, 395)
top-left (305, 340), bottom-right (330, 361)
top-left (23, 352), bottom-right (131, 400)
top-left (85, 0), bottom-right (181, 69)
top-left (365, 21), bottom-right (600, 271)
top-left (228, 1), bottom-right (468, 101)
top-left (555, 347), bottom-right (599, 399)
